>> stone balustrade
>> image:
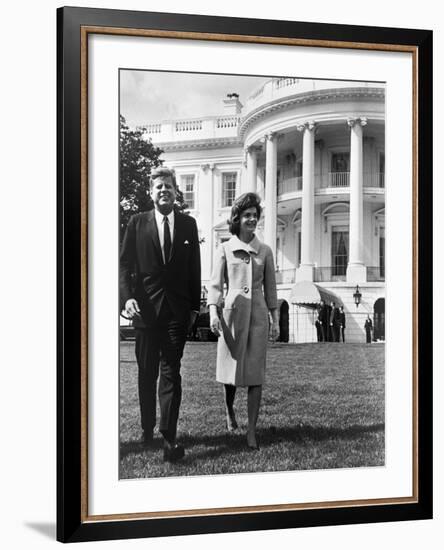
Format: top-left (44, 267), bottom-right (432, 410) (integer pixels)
top-left (143, 114), bottom-right (240, 143)
top-left (277, 172), bottom-right (385, 196)
top-left (243, 78), bottom-right (377, 118)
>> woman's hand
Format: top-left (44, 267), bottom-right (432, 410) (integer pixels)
top-left (270, 320), bottom-right (280, 342)
top-left (209, 305), bottom-right (221, 337)
top-left (210, 314), bottom-right (221, 337)
top-left (269, 308), bottom-right (279, 342)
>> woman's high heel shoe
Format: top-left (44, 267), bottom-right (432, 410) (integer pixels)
top-left (247, 433), bottom-right (259, 450)
top-left (226, 414), bottom-right (238, 432)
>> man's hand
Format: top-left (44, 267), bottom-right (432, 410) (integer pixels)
top-left (210, 313), bottom-right (222, 338)
top-left (125, 298), bottom-right (141, 320)
top-left (188, 311), bottom-right (199, 332)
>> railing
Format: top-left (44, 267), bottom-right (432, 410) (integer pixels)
top-left (276, 266), bottom-right (384, 283)
top-left (314, 267), bottom-right (346, 282)
top-left (366, 266), bottom-right (385, 281)
top-left (364, 172), bottom-right (385, 188)
top-left (274, 77), bottom-right (300, 90)
top-left (275, 269), bottom-right (297, 284)
top-left (175, 119), bottom-right (203, 132)
top-left (216, 115), bottom-right (240, 128)
top-left (277, 176), bottom-right (303, 195)
top-left (328, 172), bottom-right (349, 187)
top-left (249, 83), bottom-right (266, 100)
top-left (244, 78), bottom-right (382, 118)
top-left (143, 114), bottom-right (241, 142)
top-left (144, 123), bottom-right (161, 134)
top-left (316, 172), bottom-right (385, 189)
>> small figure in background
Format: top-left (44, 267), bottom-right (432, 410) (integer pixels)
top-left (317, 299), bottom-right (328, 342)
top-left (364, 314), bottom-right (373, 343)
top-left (329, 301), bottom-right (340, 342)
top-left (339, 306), bottom-right (346, 342)
top-left (315, 315), bottom-right (322, 342)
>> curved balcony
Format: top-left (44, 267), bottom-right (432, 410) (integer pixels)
top-left (274, 266), bottom-right (385, 285)
top-left (243, 78), bottom-right (380, 117)
top-left (277, 172), bottom-right (385, 200)
top-left (240, 79), bottom-right (385, 139)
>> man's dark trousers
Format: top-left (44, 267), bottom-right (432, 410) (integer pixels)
top-left (135, 299), bottom-right (187, 443)
top-left (120, 210), bottom-right (201, 442)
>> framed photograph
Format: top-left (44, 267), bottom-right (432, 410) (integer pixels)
top-left (57, 6), bottom-right (433, 543)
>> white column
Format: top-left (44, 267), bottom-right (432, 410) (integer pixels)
top-left (296, 121), bottom-right (316, 282)
top-left (201, 163), bottom-right (215, 276)
top-left (347, 117), bottom-right (367, 283)
top-left (245, 146), bottom-right (258, 192)
top-left (264, 133), bottom-right (277, 259)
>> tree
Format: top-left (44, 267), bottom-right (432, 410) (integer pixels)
top-left (120, 115), bottom-right (191, 240)
top-left (120, 115), bottom-right (163, 238)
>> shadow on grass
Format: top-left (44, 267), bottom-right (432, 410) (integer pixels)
top-left (120, 422), bottom-right (384, 462)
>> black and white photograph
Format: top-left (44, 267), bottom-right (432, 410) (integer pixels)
top-left (119, 70), bottom-right (386, 479)
top-left (0, 0), bottom-right (439, 546)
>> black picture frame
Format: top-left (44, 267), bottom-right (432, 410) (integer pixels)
top-left (57, 6), bottom-right (433, 543)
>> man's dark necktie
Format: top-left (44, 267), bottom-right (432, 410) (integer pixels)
top-left (163, 216), bottom-right (171, 263)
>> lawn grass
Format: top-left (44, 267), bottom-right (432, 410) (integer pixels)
top-left (119, 342), bottom-right (384, 479)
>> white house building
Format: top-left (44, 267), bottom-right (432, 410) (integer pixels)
top-left (141, 78), bottom-right (386, 343)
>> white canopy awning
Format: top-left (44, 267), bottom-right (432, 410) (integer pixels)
top-left (289, 281), bottom-right (343, 308)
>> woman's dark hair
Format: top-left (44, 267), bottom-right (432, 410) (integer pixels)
top-left (228, 192), bottom-right (262, 236)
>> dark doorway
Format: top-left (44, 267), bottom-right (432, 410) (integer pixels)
top-left (373, 298), bottom-right (385, 341)
top-left (279, 300), bottom-right (289, 342)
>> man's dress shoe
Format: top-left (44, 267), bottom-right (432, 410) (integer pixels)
top-left (141, 430), bottom-right (154, 447)
top-left (163, 443), bottom-right (185, 462)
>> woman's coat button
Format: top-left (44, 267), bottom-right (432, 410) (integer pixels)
top-left (243, 286), bottom-right (249, 293)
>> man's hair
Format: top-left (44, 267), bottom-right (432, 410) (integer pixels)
top-left (150, 166), bottom-right (177, 188)
top-left (227, 192), bottom-right (262, 236)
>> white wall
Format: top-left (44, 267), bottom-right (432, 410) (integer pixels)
top-left (1, 1), bottom-right (441, 549)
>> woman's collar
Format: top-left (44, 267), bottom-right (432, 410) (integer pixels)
top-left (228, 234), bottom-right (259, 254)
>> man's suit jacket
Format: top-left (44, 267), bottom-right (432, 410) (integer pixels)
top-left (120, 209), bottom-right (201, 326)
top-left (330, 306), bottom-right (340, 325)
top-left (318, 303), bottom-right (328, 324)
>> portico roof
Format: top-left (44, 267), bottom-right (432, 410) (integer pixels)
top-left (289, 281), bottom-right (343, 308)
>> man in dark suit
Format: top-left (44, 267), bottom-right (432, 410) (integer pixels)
top-left (364, 315), bottom-right (373, 344)
top-left (329, 301), bottom-right (341, 342)
top-left (317, 299), bottom-right (328, 342)
top-left (338, 305), bottom-right (346, 342)
top-left (120, 167), bottom-right (201, 462)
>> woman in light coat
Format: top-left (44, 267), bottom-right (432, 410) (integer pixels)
top-left (208, 193), bottom-right (279, 450)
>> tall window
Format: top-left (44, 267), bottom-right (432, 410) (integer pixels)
top-left (331, 152), bottom-right (350, 173)
top-left (330, 153), bottom-right (350, 188)
top-left (181, 174), bottom-right (195, 209)
top-left (331, 229), bottom-right (349, 277)
top-left (379, 227), bottom-right (385, 278)
top-left (222, 172), bottom-right (237, 207)
top-left (379, 152), bottom-right (385, 187)
top-left (295, 161), bottom-right (303, 177)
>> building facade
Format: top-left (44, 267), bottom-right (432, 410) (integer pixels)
top-left (142, 78), bottom-right (386, 343)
